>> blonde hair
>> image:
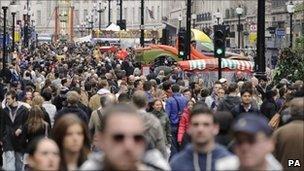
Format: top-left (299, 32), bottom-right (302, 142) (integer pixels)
top-left (32, 95), bottom-right (45, 107)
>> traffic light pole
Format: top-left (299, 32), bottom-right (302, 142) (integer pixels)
top-left (255, 0), bottom-right (266, 77)
top-left (140, 0), bottom-right (144, 47)
top-left (186, 0), bottom-right (191, 60)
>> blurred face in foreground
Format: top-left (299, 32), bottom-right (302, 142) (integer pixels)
top-left (188, 114), bottom-right (218, 147)
top-left (99, 113), bottom-right (146, 170)
top-left (63, 123), bottom-right (84, 153)
top-left (28, 139), bottom-right (60, 171)
top-left (234, 132), bottom-right (273, 170)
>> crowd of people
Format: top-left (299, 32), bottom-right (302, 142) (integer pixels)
top-left (0, 42), bottom-right (303, 171)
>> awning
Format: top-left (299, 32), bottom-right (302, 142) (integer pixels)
top-left (178, 58), bottom-right (254, 72)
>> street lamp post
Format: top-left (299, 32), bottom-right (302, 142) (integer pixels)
top-left (215, 9), bottom-right (221, 25)
top-left (191, 14), bottom-right (197, 28)
top-left (178, 16), bottom-right (182, 29)
top-left (255, 0), bottom-right (266, 77)
top-left (97, 1), bottom-right (106, 31)
top-left (11, 2), bottom-right (18, 52)
top-left (108, 0), bottom-right (111, 26)
top-left (236, 5), bottom-right (243, 50)
top-left (2, 5), bottom-right (8, 71)
top-left (287, 1), bottom-right (295, 48)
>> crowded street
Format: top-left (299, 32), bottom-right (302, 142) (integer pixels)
top-left (0, 0), bottom-right (303, 171)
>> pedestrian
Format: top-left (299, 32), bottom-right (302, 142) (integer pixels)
top-left (205, 81), bottom-right (222, 109)
top-left (231, 89), bottom-right (259, 118)
top-left (216, 114), bottom-right (282, 171)
top-left (52, 114), bottom-right (90, 171)
top-left (214, 111), bottom-right (234, 147)
top-left (41, 88), bottom-right (57, 126)
top-left (24, 105), bottom-right (51, 144)
top-left (177, 100), bottom-right (195, 149)
top-left (165, 84), bottom-right (188, 157)
top-left (272, 98), bottom-right (304, 171)
top-left (170, 104), bottom-right (232, 171)
top-left (217, 83), bottom-right (241, 112)
top-left (1, 90), bottom-right (29, 171)
top-left (31, 95), bottom-right (52, 127)
top-left (260, 90), bottom-right (279, 120)
top-left (80, 103), bottom-right (170, 171)
top-left (151, 99), bottom-right (172, 149)
top-left (132, 90), bottom-right (168, 158)
top-left (54, 91), bottom-right (89, 124)
top-left (26, 137), bottom-right (60, 171)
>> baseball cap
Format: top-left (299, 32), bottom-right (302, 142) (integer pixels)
top-left (232, 114), bottom-right (272, 137)
top-left (219, 78), bottom-right (227, 83)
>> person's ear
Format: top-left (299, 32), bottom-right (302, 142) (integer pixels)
top-left (213, 123), bottom-right (220, 136)
top-left (27, 156), bottom-right (36, 168)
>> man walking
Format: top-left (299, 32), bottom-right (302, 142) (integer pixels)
top-left (170, 104), bottom-right (232, 170)
top-left (1, 90), bottom-right (29, 171)
top-left (165, 84), bottom-right (187, 157)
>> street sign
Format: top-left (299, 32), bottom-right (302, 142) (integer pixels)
top-left (276, 28), bottom-right (285, 37)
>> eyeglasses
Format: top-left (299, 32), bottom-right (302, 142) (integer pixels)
top-left (111, 133), bottom-right (145, 144)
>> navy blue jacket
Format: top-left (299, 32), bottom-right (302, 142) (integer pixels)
top-left (170, 144), bottom-right (232, 171)
top-left (165, 93), bottom-right (187, 126)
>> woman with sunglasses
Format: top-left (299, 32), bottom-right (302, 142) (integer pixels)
top-left (26, 137), bottom-right (60, 171)
top-left (52, 114), bottom-right (90, 171)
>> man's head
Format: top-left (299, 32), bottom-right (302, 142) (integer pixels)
top-left (171, 84), bottom-right (180, 93)
top-left (132, 90), bottom-right (148, 109)
top-left (134, 80), bottom-right (143, 91)
top-left (213, 81), bottom-right (222, 96)
top-left (188, 104), bottom-right (219, 148)
top-left (241, 89), bottom-right (253, 105)
top-left (143, 81), bottom-right (152, 92)
top-left (6, 90), bottom-right (17, 106)
top-left (98, 104), bottom-right (146, 170)
top-left (233, 114), bottom-right (273, 170)
top-left (289, 97), bottom-right (304, 118)
top-left (258, 76), bottom-right (268, 87)
top-left (228, 83), bottom-right (238, 94)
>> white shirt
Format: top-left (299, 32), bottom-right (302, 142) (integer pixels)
top-left (42, 101), bottom-right (57, 126)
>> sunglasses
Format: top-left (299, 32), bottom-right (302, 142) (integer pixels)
top-left (235, 136), bottom-right (256, 145)
top-left (112, 133), bottom-right (145, 144)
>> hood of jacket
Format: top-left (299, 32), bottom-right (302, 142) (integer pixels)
top-left (80, 149), bottom-right (170, 171)
top-left (221, 96), bottom-right (241, 109)
top-left (216, 154), bottom-right (282, 171)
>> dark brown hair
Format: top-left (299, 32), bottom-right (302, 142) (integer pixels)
top-left (52, 114), bottom-right (90, 171)
top-left (26, 105), bottom-right (46, 134)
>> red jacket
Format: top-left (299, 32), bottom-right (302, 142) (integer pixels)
top-left (177, 107), bottom-right (190, 144)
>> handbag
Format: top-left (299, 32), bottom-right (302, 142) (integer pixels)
top-left (268, 102), bottom-right (286, 130)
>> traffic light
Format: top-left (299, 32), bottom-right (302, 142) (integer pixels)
top-left (213, 25), bottom-right (228, 58)
top-left (213, 25), bottom-right (229, 79)
top-left (178, 27), bottom-right (187, 59)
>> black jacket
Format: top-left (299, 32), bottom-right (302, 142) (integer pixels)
top-left (54, 105), bottom-right (89, 124)
top-left (217, 96), bottom-right (241, 112)
top-left (1, 103), bottom-right (29, 152)
top-left (231, 104), bottom-right (259, 118)
top-left (260, 98), bottom-right (278, 120)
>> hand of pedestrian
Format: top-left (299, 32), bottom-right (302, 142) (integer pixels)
top-left (15, 129), bottom-right (22, 136)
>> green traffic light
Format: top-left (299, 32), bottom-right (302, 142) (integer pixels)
top-left (179, 51), bottom-right (184, 56)
top-left (216, 49), bottom-right (223, 55)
